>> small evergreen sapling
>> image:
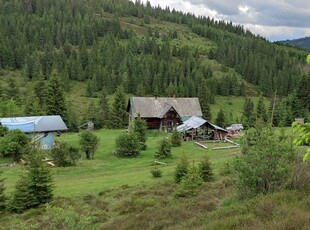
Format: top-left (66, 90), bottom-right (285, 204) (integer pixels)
top-left (198, 155), bottom-right (213, 182)
top-left (176, 164), bottom-right (203, 197)
top-left (174, 155), bottom-right (189, 183)
top-left (115, 133), bottom-right (140, 157)
top-left (155, 138), bottom-right (172, 159)
top-left (171, 129), bottom-right (182, 147)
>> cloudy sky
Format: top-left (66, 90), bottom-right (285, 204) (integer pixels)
top-left (137, 0), bottom-right (310, 41)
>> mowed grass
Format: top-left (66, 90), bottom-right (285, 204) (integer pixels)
top-left (1, 129), bottom-right (238, 197)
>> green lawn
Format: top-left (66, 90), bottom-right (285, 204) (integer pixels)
top-left (1, 129), bottom-right (238, 197)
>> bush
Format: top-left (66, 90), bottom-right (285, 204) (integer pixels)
top-left (46, 205), bottom-right (97, 230)
top-left (233, 127), bottom-right (295, 197)
top-left (50, 142), bottom-right (81, 167)
top-left (176, 164), bottom-right (203, 197)
top-left (79, 130), bottom-right (99, 159)
top-left (115, 133), bottom-right (140, 157)
top-left (155, 138), bottom-right (172, 159)
top-left (198, 155), bottom-right (213, 182)
top-left (0, 129), bottom-right (30, 162)
top-left (171, 129), bottom-right (182, 147)
top-left (150, 167), bottom-right (163, 178)
top-left (174, 155), bottom-right (189, 183)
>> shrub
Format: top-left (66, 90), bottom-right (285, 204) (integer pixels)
top-left (171, 129), bottom-right (182, 147)
top-left (46, 205), bottom-right (97, 230)
top-left (0, 129), bottom-right (30, 162)
top-left (176, 164), bottom-right (203, 197)
top-left (198, 155), bottom-right (213, 182)
top-left (150, 167), bottom-right (162, 178)
top-left (79, 130), bottom-right (99, 159)
top-left (174, 155), bottom-right (189, 183)
top-left (50, 142), bottom-right (81, 167)
top-left (233, 127), bottom-right (295, 197)
top-left (155, 138), bottom-right (172, 159)
top-left (115, 133), bottom-right (140, 157)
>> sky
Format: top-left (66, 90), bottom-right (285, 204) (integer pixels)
top-left (136, 0), bottom-right (310, 41)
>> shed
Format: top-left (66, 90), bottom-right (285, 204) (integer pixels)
top-left (0, 115), bottom-right (68, 149)
top-left (177, 116), bottom-right (228, 140)
top-left (127, 97), bottom-right (202, 131)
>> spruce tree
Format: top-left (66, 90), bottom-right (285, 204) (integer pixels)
top-left (111, 86), bottom-right (128, 129)
top-left (215, 109), bottom-right (226, 127)
top-left (133, 115), bottom-right (147, 150)
top-left (242, 98), bottom-right (255, 129)
top-left (9, 149), bottom-right (53, 213)
top-left (256, 95), bottom-right (267, 123)
top-left (44, 73), bottom-right (67, 119)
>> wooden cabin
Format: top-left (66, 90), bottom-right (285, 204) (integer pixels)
top-left (127, 97), bottom-right (203, 131)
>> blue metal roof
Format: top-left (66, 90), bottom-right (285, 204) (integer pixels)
top-left (0, 115), bottom-right (68, 133)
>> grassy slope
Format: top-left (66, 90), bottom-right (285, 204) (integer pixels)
top-left (1, 129), bottom-right (309, 229)
top-left (2, 129), bottom-right (235, 197)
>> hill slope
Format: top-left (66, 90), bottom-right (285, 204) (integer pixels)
top-left (279, 37), bottom-right (310, 50)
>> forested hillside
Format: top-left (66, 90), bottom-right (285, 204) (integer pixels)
top-left (0, 0), bottom-right (309, 127)
top-left (280, 37), bottom-right (310, 50)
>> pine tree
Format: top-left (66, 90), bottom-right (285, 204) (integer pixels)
top-left (171, 129), bottom-right (182, 147)
top-left (9, 149), bottom-right (53, 213)
top-left (242, 98), bottom-right (255, 129)
top-left (174, 154), bottom-right (189, 183)
top-left (215, 109), bottom-right (226, 127)
top-left (256, 95), bottom-right (267, 123)
top-left (111, 86), bottom-right (128, 129)
top-left (133, 115), bottom-right (147, 150)
top-left (44, 73), bottom-right (67, 120)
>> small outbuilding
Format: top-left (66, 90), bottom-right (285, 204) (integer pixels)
top-left (0, 115), bottom-right (68, 149)
top-left (127, 97), bottom-right (203, 131)
top-left (177, 116), bottom-right (228, 140)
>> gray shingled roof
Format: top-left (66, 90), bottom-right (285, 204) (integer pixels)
top-left (0, 115), bottom-right (68, 133)
top-left (128, 97), bottom-right (202, 118)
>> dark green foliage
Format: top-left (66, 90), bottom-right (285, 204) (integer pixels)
top-left (9, 149), bottom-right (53, 213)
top-left (79, 131), bottom-right (99, 159)
top-left (0, 130), bottom-right (30, 162)
top-left (0, 124), bottom-right (7, 137)
top-left (295, 74), bottom-right (310, 113)
top-left (50, 142), bottom-right (81, 167)
top-left (44, 74), bottom-right (67, 120)
top-left (133, 116), bottom-right (147, 150)
top-left (233, 128), bottom-right (294, 197)
top-left (150, 167), bottom-right (163, 178)
top-left (174, 155), bottom-right (189, 183)
top-left (242, 98), bottom-right (255, 129)
top-left (155, 138), bottom-right (172, 159)
top-left (176, 164), bottom-right (203, 197)
top-left (0, 172), bottom-right (6, 210)
top-left (171, 129), bottom-right (182, 147)
top-left (110, 86), bottom-right (128, 129)
top-left (215, 109), bottom-right (226, 127)
top-left (115, 133), bottom-right (140, 157)
top-left (256, 95), bottom-right (268, 123)
top-left (198, 156), bottom-right (213, 182)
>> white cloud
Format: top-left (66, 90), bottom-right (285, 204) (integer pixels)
top-left (135, 0), bottom-right (310, 40)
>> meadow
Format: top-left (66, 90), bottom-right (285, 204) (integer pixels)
top-left (0, 128), bottom-right (309, 229)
